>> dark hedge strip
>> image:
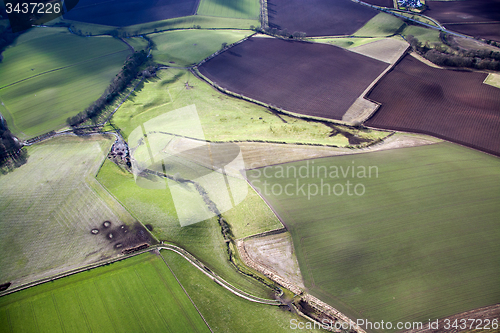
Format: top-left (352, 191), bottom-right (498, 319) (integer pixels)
top-left (67, 49), bottom-right (156, 127)
top-left (0, 122), bottom-right (28, 174)
top-left (407, 33), bottom-right (500, 71)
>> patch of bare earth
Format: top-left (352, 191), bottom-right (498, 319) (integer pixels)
top-left (239, 133), bottom-right (438, 169)
top-left (403, 304), bottom-right (500, 333)
top-left (242, 230), bottom-right (305, 289)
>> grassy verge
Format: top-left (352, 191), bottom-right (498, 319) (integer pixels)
top-left (248, 142), bottom-right (500, 331)
top-left (0, 252), bottom-right (210, 333)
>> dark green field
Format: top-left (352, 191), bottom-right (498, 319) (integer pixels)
top-left (248, 142), bottom-right (500, 331)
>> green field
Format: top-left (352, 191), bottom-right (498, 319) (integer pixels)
top-left (0, 136), bottom-right (137, 289)
top-left (353, 12), bottom-right (404, 37)
top-left (0, 28), bottom-right (130, 138)
top-left (0, 28), bottom-right (128, 88)
top-left (112, 69), bottom-right (387, 146)
top-left (0, 252), bottom-right (210, 333)
top-left (151, 29), bottom-right (251, 66)
top-left (197, 0), bottom-right (260, 19)
top-left (247, 142), bottom-right (500, 331)
top-left (161, 249), bottom-right (319, 333)
top-left (59, 16), bottom-right (259, 36)
top-left (96, 159), bottom-right (277, 299)
top-left (401, 25), bottom-right (442, 44)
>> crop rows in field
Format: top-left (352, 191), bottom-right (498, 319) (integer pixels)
top-left (425, 0), bottom-right (500, 41)
top-left (247, 142), bottom-right (500, 331)
top-left (64, 0), bottom-right (199, 27)
top-left (362, 0), bottom-right (394, 7)
top-left (365, 55), bottom-right (500, 156)
top-left (0, 252), bottom-right (210, 333)
top-left (199, 37), bottom-right (388, 120)
top-left (267, 0), bottom-right (379, 37)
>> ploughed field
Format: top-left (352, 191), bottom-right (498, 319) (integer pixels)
top-left (267, 0), bottom-right (378, 36)
top-left (424, 0), bottom-right (500, 41)
top-left (63, 0), bottom-right (199, 26)
top-left (247, 142), bottom-right (500, 331)
top-left (365, 55), bottom-right (500, 156)
top-left (361, 0), bottom-right (393, 8)
top-left (199, 37), bottom-right (388, 120)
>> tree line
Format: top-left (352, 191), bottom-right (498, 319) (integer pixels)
top-left (67, 49), bottom-right (157, 127)
top-left (406, 33), bottom-right (500, 71)
top-left (0, 122), bottom-right (28, 174)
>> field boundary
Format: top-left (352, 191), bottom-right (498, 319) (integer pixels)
top-left (343, 43), bottom-right (409, 125)
top-left (236, 239), bottom-right (368, 333)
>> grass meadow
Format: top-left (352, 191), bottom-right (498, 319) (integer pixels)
top-left (151, 29), bottom-right (251, 67)
top-left (0, 28), bottom-right (130, 138)
top-left (247, 142), bottom-right (500, 330)
top-left (0, 252), bottom-right (211, 333)
top-left (161, 249), bottom-right (318, 333)
top-left (353, 12), bottom-right (404, 37)
top-left (112, 69), bottom-right (387, 146)
top-left (0, 136), bottom-right (136, 289)
top-left (96, 159), bottom-right (277, 299)
top-left (197, 0), bottom-right (260, 19)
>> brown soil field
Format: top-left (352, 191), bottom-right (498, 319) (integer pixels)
top-left (365, 55), bottom-right (500, 156)
top-left (362, 0), bottom-right (393, 8)
top-left (404, 304), bottom-right (500, 333)
top-left (267, 0), bottom-right (378, 37)
top-left (198, 37), bottom-right (388, 120)
top-left (425, 0), bottom-right (500, 40)
top-left (444, 23), bottom-right (500, 42)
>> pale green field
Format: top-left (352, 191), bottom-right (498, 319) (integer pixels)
top-left (484, 73), bottom-right (500, 89)
top-left (353, 12), bottom-right (404, 37)
top-left (197, 0), bottom-right (260, 19)
top-left (123, 36), bottom-right (149, 51)
top-left (249, 142), bottom-right (500, 331)
top-left (113, 69), bottom-right (388, 146)
top-left (151, 29), bottom-right (251, 66)
top-left (0, 136), bottom-right (136, 289)
top-left (0, 252), bottom-right (211, 333)
top-left (401, 25), bottom-right (442, 44)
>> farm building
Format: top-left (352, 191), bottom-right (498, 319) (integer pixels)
top-left (398, 0), bottom-right (422, 7)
